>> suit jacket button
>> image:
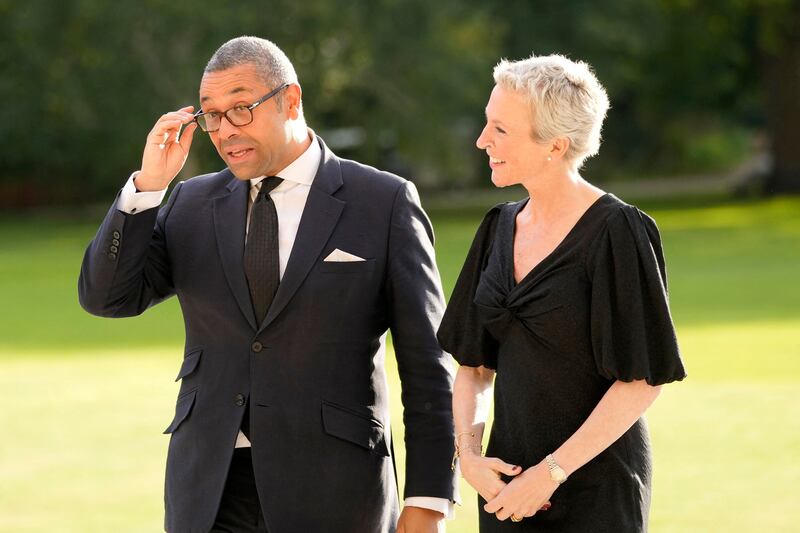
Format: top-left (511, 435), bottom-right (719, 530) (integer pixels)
top-left (112, 231), bottom-right (121, 239)
top-left (251, 341), bottom-right (263, 352)
top-left (112, 239), bottom-right (120, 246)
top-left (110, 245), bottom-right (119, 253)
top-left (108, 253), bottom-right (117, 260)
top-left (235, 394), bottom-right (245, 406)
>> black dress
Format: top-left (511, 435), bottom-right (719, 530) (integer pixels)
top-left (438, 194), bottom-right (686, 532)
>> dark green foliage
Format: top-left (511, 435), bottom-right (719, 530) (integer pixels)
top-left (0, 0), bottom-right (499, 202)
top-left (0, 0), bottom-right (798, 204)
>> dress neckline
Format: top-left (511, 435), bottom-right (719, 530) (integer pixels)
top-left (509, 193), bottom-right (612, 287)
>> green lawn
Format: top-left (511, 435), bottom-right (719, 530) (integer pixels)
top-left (1, 195), bottom-right (798, 532)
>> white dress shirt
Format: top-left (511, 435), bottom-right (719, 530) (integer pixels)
top-left (116, 131), bottom-right (453, 518)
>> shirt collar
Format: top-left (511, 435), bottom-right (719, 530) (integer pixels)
top-left (250, 129), bottom-right (321, 190)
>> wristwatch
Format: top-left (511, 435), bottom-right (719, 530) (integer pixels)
top-left (545, 454), bottom-right (567, 484)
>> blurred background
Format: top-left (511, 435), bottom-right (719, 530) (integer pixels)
top-left (1, 1), bottom-right (798, 531)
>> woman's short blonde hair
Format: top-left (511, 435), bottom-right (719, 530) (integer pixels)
top-left (493, 54), bottom-right (610, 169)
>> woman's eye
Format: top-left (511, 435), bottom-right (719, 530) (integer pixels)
top-left (496, 127), bottom-right (506, 134)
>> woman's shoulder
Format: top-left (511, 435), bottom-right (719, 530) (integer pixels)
top-left (584, 193), bottom-right (668, 276)
top-left (588, 193), bottom-right (659, 236)
top-left (485, 198), bottom-right (525, 218)
top-left (459, 200), bottom-right (524, 264)
top-left (474, 199), bottom-right (524, 235)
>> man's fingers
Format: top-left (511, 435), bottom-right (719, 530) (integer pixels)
top-left (149, 116), bottom-right (199, 150)
top-left (159, 107), bottom-right (195, 122)
top-left (150, 120), bottom-right (184, 143)
top-left (152, 110), bottom-right (196, 137)
top-left (178, 122), bottom-right (197, 150)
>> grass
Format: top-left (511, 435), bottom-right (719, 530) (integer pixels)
top-left (1, 194), bottom-right (799, 532)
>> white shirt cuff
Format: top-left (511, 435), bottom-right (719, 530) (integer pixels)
top-left (117, 171), bottom-right (167, 214)
top-left (404, 497), bottom-right (455, 520)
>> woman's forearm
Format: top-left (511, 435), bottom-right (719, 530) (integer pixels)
top-left (453, 365), bottom-right (495, 449)
top-left (553, 379), bottom-right (661, 476)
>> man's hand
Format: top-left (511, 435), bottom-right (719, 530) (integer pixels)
top-left (396, 506), bottom-right (446, 533)
top-left (136, 106), bottom-right (198, 192)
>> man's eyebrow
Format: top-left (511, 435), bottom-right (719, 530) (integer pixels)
top-left (200, 86), bottom-right (249, 104)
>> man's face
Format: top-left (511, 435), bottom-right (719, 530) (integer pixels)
top-left (199, 64), bottom-right (292, 180)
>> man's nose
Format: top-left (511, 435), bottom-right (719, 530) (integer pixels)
top-left (217, 114), bottom-right (241, 138)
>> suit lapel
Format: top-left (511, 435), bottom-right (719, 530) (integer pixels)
top-left (260, 138), bottom-right (345, 331)
top-left (213, 173), bottom-right (258, 330)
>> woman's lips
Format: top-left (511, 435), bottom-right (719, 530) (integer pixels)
top-left (489, 156), bottom-right (506, 169)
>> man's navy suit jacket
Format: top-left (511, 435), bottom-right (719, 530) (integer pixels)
top-left (78, 137), bottom-right (457, 533)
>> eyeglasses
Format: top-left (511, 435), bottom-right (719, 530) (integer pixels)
top-left (193, 82), bottom-right (289, 132)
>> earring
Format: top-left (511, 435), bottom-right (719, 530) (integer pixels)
top-left (547, 156), bottom-right (552, 161)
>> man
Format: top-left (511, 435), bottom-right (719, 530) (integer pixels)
top-left (79, 36), bottom-right (457, 533)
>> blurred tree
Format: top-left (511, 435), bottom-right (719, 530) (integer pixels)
top-left (485, 0), bottom-right (800, 192)
top-left (1, 0), bottom-right (797, 204)
top-left (655, 0), bottom-right (800, 193)
top-left (739, 0), bottom-right (798, 193)
top-left (0, 0), bottom-right (498, 206)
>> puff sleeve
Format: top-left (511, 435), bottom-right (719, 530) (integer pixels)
top-left (588, 205), bottom-right (686, 385)
top-left (437, 206), bottom-right (502, 369)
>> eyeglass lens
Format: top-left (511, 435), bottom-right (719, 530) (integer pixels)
top-left (197, 106), bottom-right (252, 132)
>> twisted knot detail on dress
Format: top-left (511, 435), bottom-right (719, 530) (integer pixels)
top-left (474, 203), bottom-right (569, 344)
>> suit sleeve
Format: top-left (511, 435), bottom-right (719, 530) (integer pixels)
top-left (78, 181), bottom-right (184, 318)
top-left (385, 181), bottom-right (457, 502)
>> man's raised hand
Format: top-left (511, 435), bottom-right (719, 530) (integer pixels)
top-left (136, 106), bottom-right (198, 191)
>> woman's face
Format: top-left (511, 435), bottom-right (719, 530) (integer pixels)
top-left (476, 85), bottom-right (551, 188)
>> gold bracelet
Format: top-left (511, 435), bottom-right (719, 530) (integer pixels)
top-left (455, 431), bottom-right (475, 446)
top-left (451, 439), bottom-right (483, 471)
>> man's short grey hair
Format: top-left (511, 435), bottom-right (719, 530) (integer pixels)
top-left (205, 36), bottom-right (298, 109)
top-left (493, 54), bottom-right (610, 169)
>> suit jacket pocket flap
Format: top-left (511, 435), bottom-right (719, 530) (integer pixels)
top-left (175, 348), bottom-right (202, 381)
top-left (321, 401), bottom-right (388, 456)
top-left (163, 389), bottom-right (197, 434)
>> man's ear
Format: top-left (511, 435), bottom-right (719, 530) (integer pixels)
top-left (285, 83), bottom-right (303, 119)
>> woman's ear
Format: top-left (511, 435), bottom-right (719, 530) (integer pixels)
top-left (550, 137), bottom-right (570, 160)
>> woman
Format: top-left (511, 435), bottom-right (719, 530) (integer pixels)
top-left (438, 54), bottom-right (686, 531)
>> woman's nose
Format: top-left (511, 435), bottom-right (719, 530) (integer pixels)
top-left (476, 125), bottom-right (490, 149)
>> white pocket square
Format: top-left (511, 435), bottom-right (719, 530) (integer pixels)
top-left (323, 249), bottom-right (366, 262)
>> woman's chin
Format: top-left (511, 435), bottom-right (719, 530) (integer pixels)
top-left (490, 172), bottom-right (515, 188)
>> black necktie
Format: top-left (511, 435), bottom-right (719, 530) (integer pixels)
top-left (244, 176), bottom-right (283, 326)
top-left (242, 176), bottom-right (282, 440)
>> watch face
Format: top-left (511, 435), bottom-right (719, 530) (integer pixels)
top-left (552, 467), bottom-right (567, 483)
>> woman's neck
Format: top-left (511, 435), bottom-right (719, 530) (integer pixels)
top-left (519, 168), bottom-right (604, 223)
